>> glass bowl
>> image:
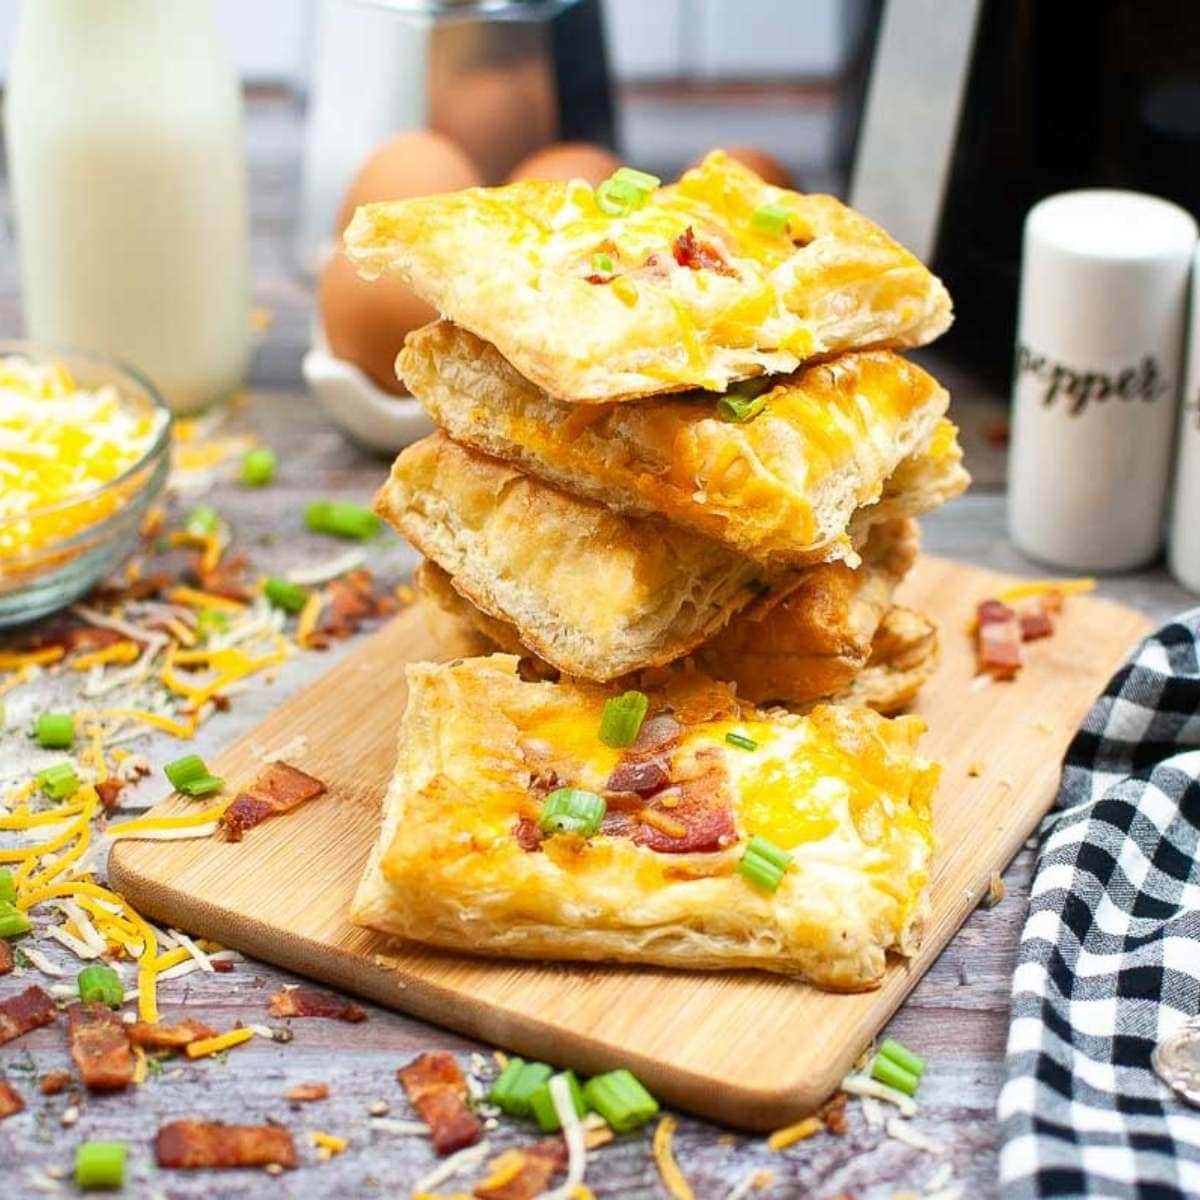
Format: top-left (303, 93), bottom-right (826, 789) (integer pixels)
top-left (0, 343), bottom-right (173, 628)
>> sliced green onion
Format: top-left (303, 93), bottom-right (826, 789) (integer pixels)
top-left (37, 762), bottom-right (79, 800)
top-left (738, 835), bottom-right (793, 892)
top-left (871, 1053), bottom-right (920, 1096)
top-left (751, 202), bottom-right (792, 236)
top-left (0, 903), bottom-right (32, 939)
top-left (186, 505), bottom-right (219, 536)
top-left (78, 964), bottom-right (124, 1008)
top-left (591, 251), bottom-right (615, 275)
top-left (264, 577), bottom-right (308, 614)
top-left (164, 754), bottom-right (208, 791)
top-left (599, 690), bottom-right (649, 748)
top-left (178, 775), bottom-right (224, 798)
top-left (717, 392), bottom-right (768, 423)
top-left (0, 869), bottom-right (15, 905)
top-left (529, 1070), bottom-right (588, 1133)
top-left (75, 1140), bottom-right (127, 1190)
top-left (241, 447), bottom-right (277, 487)
top-left (196, 608), bottom-right (230, 637)
top-left (304, 499), bottom-right (380, 541)
top-left (582, 1069), bottom-right (659, 1133)
top-left (35, 712), bottom-right (75, 749)
top-left (538, 788), bottom-right (606, 838)
top-left (595, 177), bottom-right (646, 217)
top-left (490, 1060), bottom-right (553, 1118)
top-left (879, 1037), bottom-right (926, 1078)
top-left (725, 731), bottom-right (758, 751)
top-left (611, 166), bottom-right (661, 193)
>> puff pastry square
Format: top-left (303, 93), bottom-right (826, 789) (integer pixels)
top-left (344, 150), bottom-right (952, 402)
top-left (375, 433), bottom-right (779, 681)
top-left (401, 321), bottom-right (967, 566)
top-left (350, 654), bottom-right (939, 989)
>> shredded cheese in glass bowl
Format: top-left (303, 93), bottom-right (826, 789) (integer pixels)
top-left (0, 344), bottom-right (171, 627)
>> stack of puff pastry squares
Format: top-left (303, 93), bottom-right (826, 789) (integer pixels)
top-left (344, 152), bottom-right (968, 989)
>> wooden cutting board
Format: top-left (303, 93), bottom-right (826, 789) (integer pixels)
top-left (110, 556), bottom-right (1149, 1131)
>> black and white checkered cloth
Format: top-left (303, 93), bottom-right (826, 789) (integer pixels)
top-left (999, 613), bottom-right (1200, 1198)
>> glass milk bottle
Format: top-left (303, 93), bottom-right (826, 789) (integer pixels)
top-left (5, 0), bottom-right (250, 414)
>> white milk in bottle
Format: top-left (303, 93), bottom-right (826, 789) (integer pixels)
top-left (5, 0), bottom-right (250, 414)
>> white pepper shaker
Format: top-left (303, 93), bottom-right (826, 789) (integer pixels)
top-left (1008, 190), bottom-right (1196, 572)
top-left (1169, 245), bottom-right (1200, 592)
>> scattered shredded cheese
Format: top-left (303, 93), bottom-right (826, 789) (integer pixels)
top-left (886, 1117), bottom-right (943, 1155)
top-left (412, 1139), bottom-right (492, 1195)
top-left (996, 577), bottom-right (1095, 603)
top-left (310, 1131), bottom-right (348, 1159)
top-left (70, 641), bottom-right (141, 671)
top-left (544, 1074), bottom-right (588, 1200)
top-left (840, 1073), bottom-right (919, 1118)
top-left (766, 1115), bottom-right (824, 1151)
top-left (0, 647), bottom-right (65, 670)
top-left (650, 1115), bottom-right (693, 1200)
top-left (185, 1027), bottom-right (255, 1059)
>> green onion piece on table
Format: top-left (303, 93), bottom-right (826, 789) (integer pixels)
top-left (164, 754), bottom-right (209, 791)
top-left (488, 1056), bottom-right (527, 1110)
top-left (879, 1036), bottom-right (926, 1079)
top-left (538, 788), bottom-right (606, 838)
top-left (185, 505), bottom-right (219, 536)
top-left (871, 1053), bottom-right (920, 1096)
top-left (528, 1070), bottom-right (588, 1133)
top-left (611, 166), bottom-right (661, 193)
top-left (264, 577), bottom-right (308, 614)
top-left (178, 775), bottom-right (224, 798)
top-left (304, 499), bottom-right (380, 541)
top-left (196, 608), bottom-right (230, 637)
top-left (37, 762), bottom-right (79, 800)
top-left (35, 712), bottom-right (75, 749)
top-left (0, 869), bottom-right (15, 905)
top-left (582, 1069), bottom-right (659, 1133)
top-left (0, 903), bottom-right (32, 939)
top-left (725, 731), bottom-right (757, 751)
top-left (737, 835), bottom-right (793, 892)
top-left (75, 1141), bottom-right (127, 1190)
top-left (241, 447), bottom-right (277, 487)
top-left (598, 690), bottom-right (649, 748)
top-left (591, 251), bottom-right (614, 275)
top-left (491, 1060), bottom-right (554, 1118)
top-left (78, 964), bottom-right (125, 1008)
top-left (751, 202), bottom-right (792, 236)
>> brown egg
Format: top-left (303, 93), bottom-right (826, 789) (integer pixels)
top-left (335, 130), bottom-right (482, 236)
top-left (688, 146), bottom-right (796, 190)
top-left (506, 142), bottom-right (622, 186)
top-left (318, 252), bottom-right (435, 396)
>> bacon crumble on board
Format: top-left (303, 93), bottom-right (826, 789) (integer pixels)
top-left (128, 1019), bottom-right (218, 1050)
top-left (474, 1138), bottom-right (567, 1200)
top-left (0, 985), bottom-right (57, 1046)
top-left (217, 761), bottom-right (327, 842)
top-left (0, 1078), bottom-right (25, 1120)
top-left (95, 777), bottom-right (125, 813)
top-left (0, 940), bottom-right (12, 976)
top-left (155, 1120), bottom-right (297, 1170)
top-left (975, 589), bottom-right (1070, 678)
top-left (397, 1052), bottom-right (483, 1156)
top-left (284, 1081), bottom-right (330, 1103)
top-left (68, 1003), bottom-right (136, 1092)
top-left (268, 987), bottom-right (366, 1023)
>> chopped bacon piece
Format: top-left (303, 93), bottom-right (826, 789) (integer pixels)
top-left (819, 1091), bottom-right (849, 1135)
top-left (95, 777), bottom-right (124, 813)
top-left (128, 1019), bottom-right (218, 1050)
top-left (976, 599), bottom-right (1023, 678)
top-left (155, 1120), bottom-right (297, 1170)
top-left (634, 754), bottom-right (736, 854)
top-left (606, 755), bottom-right (669, 796)
top-left (631, 713), bottom-right (682, 756)
top-left (0, 985), bottom-right (57, 1046)
top-left (217, 761), bottom-right (327, 841)
top-left (320, 568), bottom-right (395, 640)
top-left (475, 1138), bottom-right (567, 1199)
top-left (283, 1081), bottom-right (329, 1103)
top-left (513, 816), bottom-right (543, 852)
top-left (39, 1070), bottom-right (71, 1096)
top-left (0, 940), bottom-right (12, 976)
top-left (0, 1078), bottom-right (24, 1120)
top-left (68, 1003), bottom-right (135, 1092)
top-left (194, 552), bottom-right (252, 603)
top-left (268, 987), bottom-right (365, 1023)
top-left (672, 226), bottom-right (736, 276)
top-left (212, 959), bottom-right (235, 974)
top-left (398, 1052), bottom-right (483, 1156)
top-left (88, 572), bottom-right (173, 606)
top-left (1015, 593), bottom-right (1062, 641)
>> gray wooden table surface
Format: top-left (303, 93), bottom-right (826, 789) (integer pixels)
top-left (2, 94), bottom-right (1196, 1200)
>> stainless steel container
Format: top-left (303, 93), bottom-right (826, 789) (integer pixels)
top-left (297, 0), bottom-right (616, 274)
